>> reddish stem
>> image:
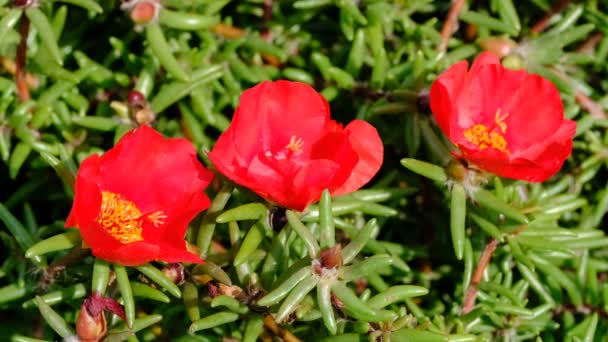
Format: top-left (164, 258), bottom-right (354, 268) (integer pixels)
top-left (575, 91), bottom-right (606, 119)
top-left (530, 0), bottom-right (571, 34)
top-left (577, 32), bottom-right (603, 54)
top-left (263, 0), bottom-right (273, 24)
top-left (462, 238), bottom-right (499, 314)
top-left (16, 15), bottom-right (30, 102)
top-left (263, 315), bottom-right (302, 342)
top-left (438, 0), bottom-right (466, 52)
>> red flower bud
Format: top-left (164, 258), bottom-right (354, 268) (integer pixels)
top-left (319, 244), bottom-right (342, 270)
top-left (12, 0), bottom-right (34, 7)
top-left (130, 1), bottom-right (158, 25)
top-left (161, 263), bottom-right (185, 285)
top-left (65, 125), bottom-right (213, 266)
top-left (478, 37), bottom-right (516, 58)
top-left (430, 52), bottom-right (576, 182)
top-left (127, 90), bottom-right (146, 106)
top-left (76, 294), bottom-right (125, 342)
top-left (208, 81), bottom-right (384, 211)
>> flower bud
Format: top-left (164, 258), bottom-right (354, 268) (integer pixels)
top-left (130, 1), bottom-right (159, 25)
top-left (127, 90), bottom-right (146, 107)
top-left (134, 108), bottom-right (156, 125)
top-left (502, 54), bottom-right (525, 70)
top-left (76, 294), bottom-right (125, 342)
top-left (478, 37), bottom-right (516, 58)
top-left (416, 89), bottom-right (431, 115)
top-left (446, 159), bottom-right (467, 183)
top-left (319, 244), bottom-right (342, 270)
top-left (161, 263), bottom-right (185, 285)
top-left (269, 207), bottom-right (287, 231)
top-left (76, 303), bottom-right (106, 342)
top-left (12, 0), bottom-right (34, 8)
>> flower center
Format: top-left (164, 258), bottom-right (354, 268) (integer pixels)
top-left (286, 135), bottom-right (304, 154)
top-left (265, 135), bottom-right (304, 160)
top-left (97, 191), bottom-right (166, 244)
top-left (463, 108), bottom-right (510, 154)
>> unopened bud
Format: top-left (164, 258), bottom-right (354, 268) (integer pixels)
top-left (416, 89), bottom-right (431, 115)
top-left (76, 294), bottom-right (125, 342)
top-left (479, 37), bottom-right (516, 58)
top-left (76, 304), bottom-right (106, 342)
top-left (269, 207), bottom-right (287, 231)
top-left (446, 159), bottom-right (467, 183)
top-left (134, 108), bottom-right (156, 125)
top-left (161, 263), bottom-right (185, 285)
top-left (319, 244), bottom-right (342, 270)
top-left (130, 1), bottom-right (159, 25)
top-left (127, 90), bottom-right (146, 107)
top-left (502, 54), bottom-right (525, 70)
top-left (12, 0), bottom-right (34, 7)
top-left (207, 282), bottom-right (220, 298)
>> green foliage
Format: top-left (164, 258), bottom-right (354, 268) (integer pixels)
top-left (1, 0), bottom-right (608, 341)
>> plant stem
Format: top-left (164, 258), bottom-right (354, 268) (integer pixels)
top-left (263, 314), bottom-right (302, 342)
top-left (438, 0), bottom-right (466, 52)
top-left (462, 238), bottom-right (498, 314)
top-left (16, 15), bottom-right (30, 102)
top-left (530, 0), bottom-right (571, 33)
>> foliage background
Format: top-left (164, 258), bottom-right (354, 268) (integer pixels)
top-left (1, 0), bottom-right (608, 341)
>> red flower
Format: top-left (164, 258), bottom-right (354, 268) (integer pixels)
top-left (66, 125), bottom-right (213, 266)
top-left (430, 52), bottom-right (576, 182)
top-left (208, 80), bottom-right (383, 211)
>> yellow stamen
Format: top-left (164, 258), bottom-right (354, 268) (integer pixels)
top-left (97, 191), bottom-right (164, 244)
top-left (463, 108), bottom-right (510, 154)
top-left (286, 135), bottom-right (304, 154)
top-left (147, 211), bottom-right (167, 227)
top-left (494, 108), bottom-right (509, 133)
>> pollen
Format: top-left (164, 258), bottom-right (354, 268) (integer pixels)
top-left (97, 191), bottom-right (165, 244)
top-left (463, 108), bottom-right (510, 154)
top-left (286, 135), bottom-right (304, 154)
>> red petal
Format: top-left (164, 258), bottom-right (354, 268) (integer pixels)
top-left (469, 51), bottom-right (500, 71)
top-left (159, 191), bottom-right (211, 247)
top-left (501, 74), bottom-right (564, 152)
top-left (432, 52), bottom-right (575, 182)
top-left (91, 242), bottom-right (159, 266)
top-left (67, 155), bottom-right (125, 253)
top-left (91, 241), bottom-right (203, 266)
top-left (66, 154), bottom-right (102, 229)
top-left (209, 81), bottom-right (383, 210)
top-left (224, 80), bottom-right (331, 161)
top-left (430, 60), bottom-right (469, 138)
top-left (289, 159), bottom-right (341, 211)
top-left (246, 154), bottom-right (339, 211)
top-left (331, 120), bottom-right (383, 196)
top-left (311, 122), bottom-right (358, 190)
top-left (156, 242), bottom-right (204, 264)
top-left (99, 125), bottom-right (213, 215)
top-left (68, 125), bottom-right (212, 266)
top-left (459, 119), bottom-right (575, 182)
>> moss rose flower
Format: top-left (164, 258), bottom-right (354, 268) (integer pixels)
top-left (208, 80), bottom-right (383, 211)
top-left (430, 52), bottom-right (576, 182)
top-left (66, 125), bottom-right (213, 266)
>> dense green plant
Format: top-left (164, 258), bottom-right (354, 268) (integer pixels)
top-left (1, 0), bottom-right (608, 341)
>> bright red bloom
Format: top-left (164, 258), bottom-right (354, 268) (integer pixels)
top-left (66, 125), bottom-right (213, 266)
top-left (430, 52), bottom-right (576, 182)
top-left (208, 80), bottom-right (383, 211)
